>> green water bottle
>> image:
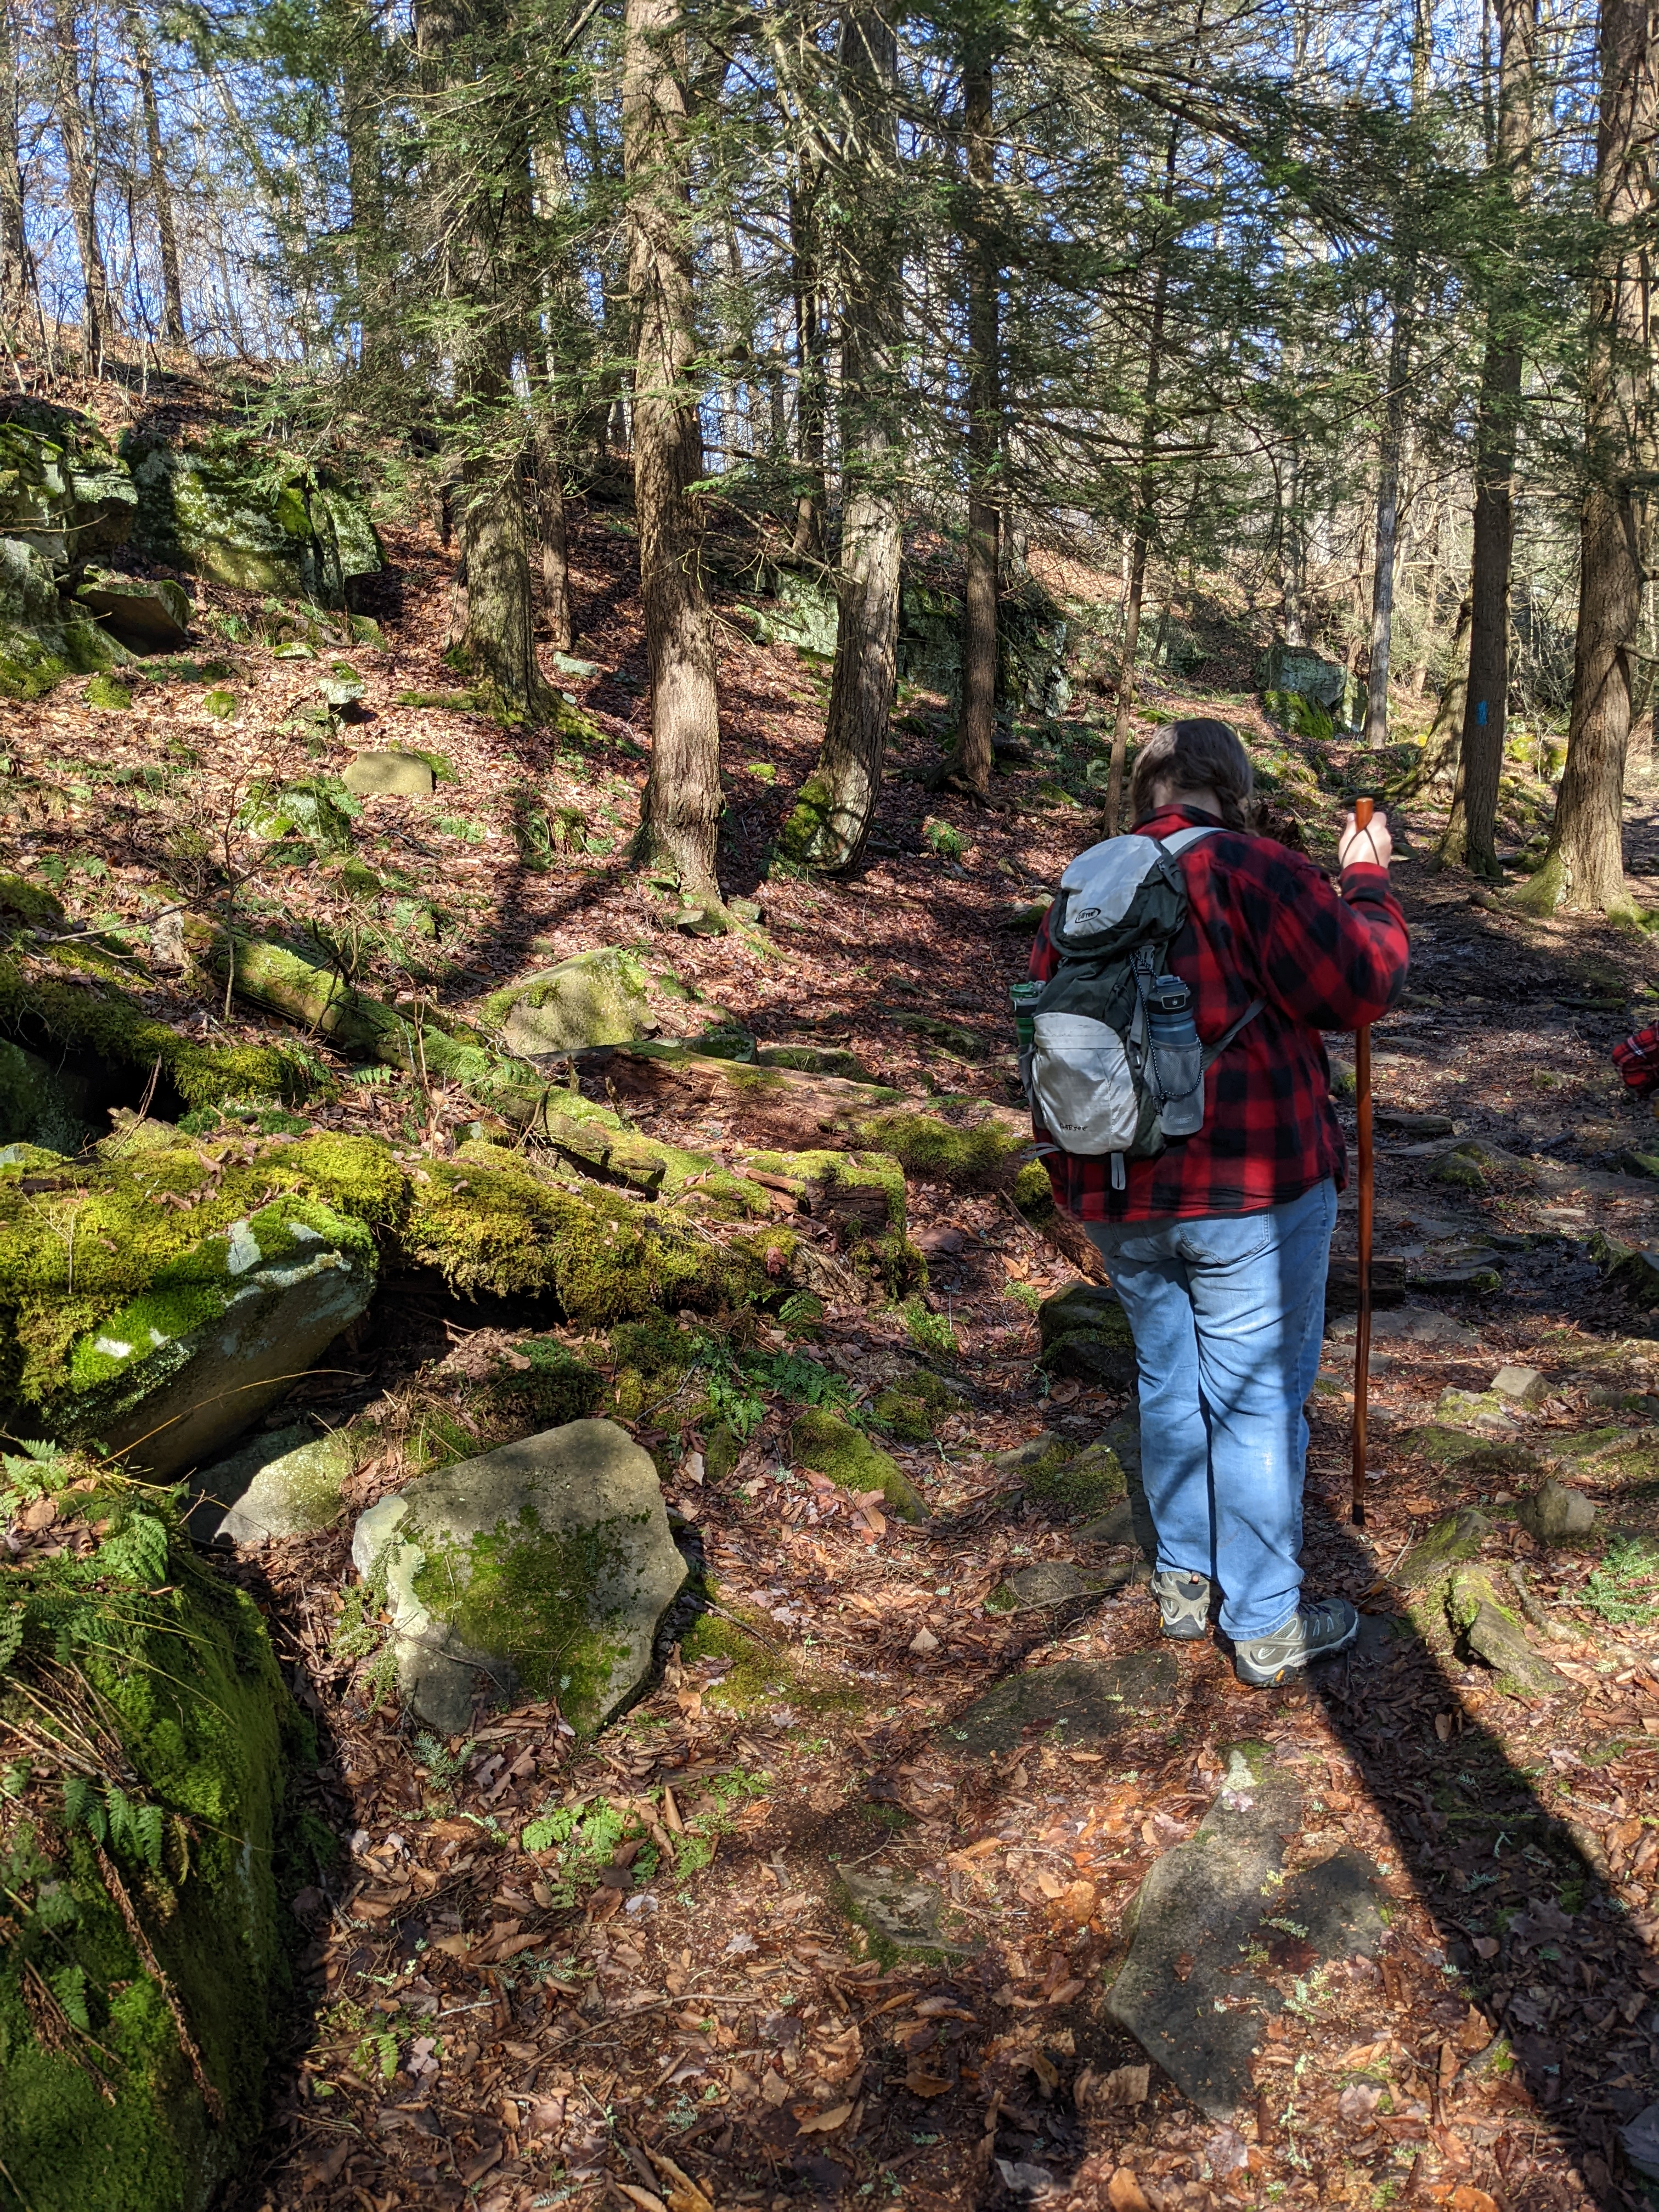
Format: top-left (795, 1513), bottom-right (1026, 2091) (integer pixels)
top-left (1010, 980), bottom-right (1042, 1056)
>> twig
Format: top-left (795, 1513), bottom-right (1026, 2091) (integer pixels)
top-left (92, 1839), bottom-right (223, 2119)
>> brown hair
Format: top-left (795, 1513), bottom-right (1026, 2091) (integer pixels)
top-left (1129, 718), bottom-right (1254, 831)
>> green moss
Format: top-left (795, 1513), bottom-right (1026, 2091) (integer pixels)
top-left (705, 1419), bottom-right (741, 1483)
top-left (849, 1109), bottom-right (1022, 1184)
top-left (873, 1389), bottom-right (933, 1442)
top-left (680, 1592), bottom-right (859, 1717)
top-left (1024, 1441), bottom-right (1126, 1517)
top-left (408, 1509), bottom-right (638, 1733)
top-left (83, 673), bottom-right (132, 711)
top-left (0, 1475), bottom-right (306, 2208)
top-left (1262, 689), bottom-right (1334, 743)
top-left (201, 689), bottom-right (238, 719)
top-left (0, 950), bottom-right (317, 1110)
top-left (608, 1313), bottom-right (699, 1376)
top-left (789, 1407), bottom-right (927, 1521)
top-left (0, 875), bottom-right (67, 933)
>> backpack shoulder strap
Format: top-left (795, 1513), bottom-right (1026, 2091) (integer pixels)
top-left (1201, 998), bottom-right (1264, 1068)
top-left (1157, 823), bottom-right (1228, 858)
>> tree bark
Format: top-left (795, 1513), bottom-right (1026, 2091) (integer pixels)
top-left (946, 44), bottom-right (1000, 799)
top-left (1454, 0), bottom-right (1538, 877)
top-left (128, 5), bottom-right (184, 344)
top-left (788, 173), bottom-right (828, 562)
top-left (534, 420), bottom-right (574, 652)
top-left (53, 0), bottom-right (115, 360)
top-left (624, 0), bottom-right (724, 902)
top-left (1104, 125), bottom-right (1178, 836)
top-left (0, 0), bottom-right (29, 330)
top-left (780, 0), bottom-right (902, 873)
top-left (1516, 0), bottom-right (1656, 916)
top-left (1363, 0), bottom-right (1430, 751)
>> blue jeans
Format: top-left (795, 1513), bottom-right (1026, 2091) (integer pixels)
top-left (1084, 1179), bottom-right (1336, 1641)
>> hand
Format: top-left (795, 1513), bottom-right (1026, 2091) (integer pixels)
top-left (1339, 807), bottom-right (1393, 870)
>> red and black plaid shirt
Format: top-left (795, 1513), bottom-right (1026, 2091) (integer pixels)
top-left (1029, 804), bottom-right (1409, 1222)
top-left (1613, 1025), bottom-right (1659, 1093)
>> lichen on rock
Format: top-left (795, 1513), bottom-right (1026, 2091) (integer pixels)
top-left (479, 945), bottom-right (653, 1056)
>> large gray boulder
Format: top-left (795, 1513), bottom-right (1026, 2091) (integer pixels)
top-left (0, 534), bottom-right (133, 701)
top-left (0, 398), bottom-right (137, 569)
top-left (1259, 642), bottom-right (1363, 731)
top-left (479, 945), bottom-right (653, 1057)
top-left (351, 1418), bottom-right (688, 1736)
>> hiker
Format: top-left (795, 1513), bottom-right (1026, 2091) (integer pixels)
top-left (1024, 717), bottom-right (1408, 1686)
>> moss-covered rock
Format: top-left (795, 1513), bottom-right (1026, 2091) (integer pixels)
top-left (350, 1417), bottom-right (687, 1735)
top-left (479, 946), bottom-right (653, 1056)
top-left (123, 428), bottom-right (381, 610)
top-left (789, 1407), bottom-right (928, 1521)
top-left (0, 399), bottom-right (136, 568)
top-left (1447, 1568), bottom-right (1573, 1698)
top-left (74, 568), bottom-right (192, 651)
top-left (0, 945), bottom-right (315, 1112)
top-left (0, 1457), bottom-right (306, 2210)
top-left (1391, 1506), bottom-right (1489, 1589)
top-left (1024, 1437), bottom-right (1128, 1517)
top-left (0, 535), bottom-right (133, 702)
top-left (1037, 1287), bottom-right (1138, 1390)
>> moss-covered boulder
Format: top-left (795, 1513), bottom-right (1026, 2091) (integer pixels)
top-left (341, 749), bottom-right (434, 797)
top-left (0, 1452), bottom-right (306, 2210)
top-left (1391, 1507), bottom-right (1489, 1589)
top-left (1257, 642), bottom-right (1362, 733)
top-left (1036, 1282), bottom-right (1138, 1390)
top-left (22, 1185), bottom-right (377, 1481)
top-left (0, 399), bottom-right (137, 569)
top-left (122, 429), bottom-right (382, 610)
top-left (481, 946), bottom-right (653, 1057)
top-left (0, 536), bottom-right (133, 702)
top-left (873, 1365), bottom-right (964, 1442)
top-left (350, 1417), bottom-right (687, 1735)
top-left (74, 568), bottom-right (191, 651)
top-left (1447, 1567), bottom-right (1573, 1699)
top-left (789, 1407), bottom-right (928, 1521)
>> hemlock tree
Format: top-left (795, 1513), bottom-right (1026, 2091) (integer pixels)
top-left (1437, 0), bottom-right (1538, 874)
top-left (1515, 0), bottom-right (1656, 917)
top-left (778, 0), bottom-right (904, 873)
top-left (625, 0), bottom-right (725, 905)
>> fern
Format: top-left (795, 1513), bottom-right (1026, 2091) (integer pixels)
top-left (0, 1602), bottom-right (25, 1672)
top-left (50, 1965), bottom-right (91, 2032)
top-left (63, 1773), bottom-right (106, 1844)
top-left (94, 1513), bottom-right (171, 1588)
top-left (134, 1803), bottom-right (165, 1873)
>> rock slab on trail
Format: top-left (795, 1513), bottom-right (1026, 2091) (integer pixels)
top-left (942, 1651), bottom-right (1177, 1756)
top-left (351, 1418), bottom-right (687, 1737)
top-left (1106, 1745), bottom-right (1386, 2120)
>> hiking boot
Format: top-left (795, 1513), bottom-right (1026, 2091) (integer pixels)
top-left (1233, 1597), bottom-right (1359, 1686)
top-left (1150, 1570), bottom-right (1212, 1641)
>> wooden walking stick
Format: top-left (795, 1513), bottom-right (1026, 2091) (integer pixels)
top-left (1351, 795), bottom-right (1376, 1530)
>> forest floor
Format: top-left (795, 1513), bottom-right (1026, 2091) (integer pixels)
top-left (12, 459), bottom-right (1659, 2212)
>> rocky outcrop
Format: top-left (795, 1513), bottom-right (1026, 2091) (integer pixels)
top-left (0, 535), bottom-right (132, 701)
top-left (0, 1462), bottom-right (305, 2209)
top-left (351, 1418), bottom-right (688, 1734)
top-left (0, 398), bottom-right (136, 567)
top-left (122, 428), bottom-right (382, 608)
top-left (1259, 642), bottom-right (1362, 734)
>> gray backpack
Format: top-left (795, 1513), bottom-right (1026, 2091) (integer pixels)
top-left (1022, 825), bottom-right (1262, 1188)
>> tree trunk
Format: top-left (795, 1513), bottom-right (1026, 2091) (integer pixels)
top-left (1515, 0), bottom-right (1655, 917)
top-left (1454, 0), bottom-right (1538, 877)
top-left (1363, 0), bottom-right (1430, 751)
top-left (624, 0), bottom-right (724, 902)
top-left (788, 174), bottom-right (828, 562)
top-left (128, 5), bottom-right (184, 344)
top-left (1104, 125), bottom-right (1178, 836)
top-left (1363, 315), bottom-right (1410, 748)
top-left (0, 1), bottom-right (31, 324)
top-left (779, 0), bottom-right (902, 874)
top-left (1405, 497), bottom-right (1444, 696)
top-left (53, 0), bottom-right (115, 360)
top-left (419, 0), bottom-right (548, 724)
top-left (534, 422), bottom-right (574, 652)
top-left (947, 45), bottom-right (1000, 799)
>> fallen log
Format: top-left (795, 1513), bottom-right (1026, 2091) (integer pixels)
top-left (580, 1041), bottom-right (1032, 1186)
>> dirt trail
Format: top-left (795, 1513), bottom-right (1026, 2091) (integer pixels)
top-left (12, 478), bottom-right (1659, 2212)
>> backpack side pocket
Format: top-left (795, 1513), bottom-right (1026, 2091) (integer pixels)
top-left (1029, 1012), bottom-right (1141, 1155)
